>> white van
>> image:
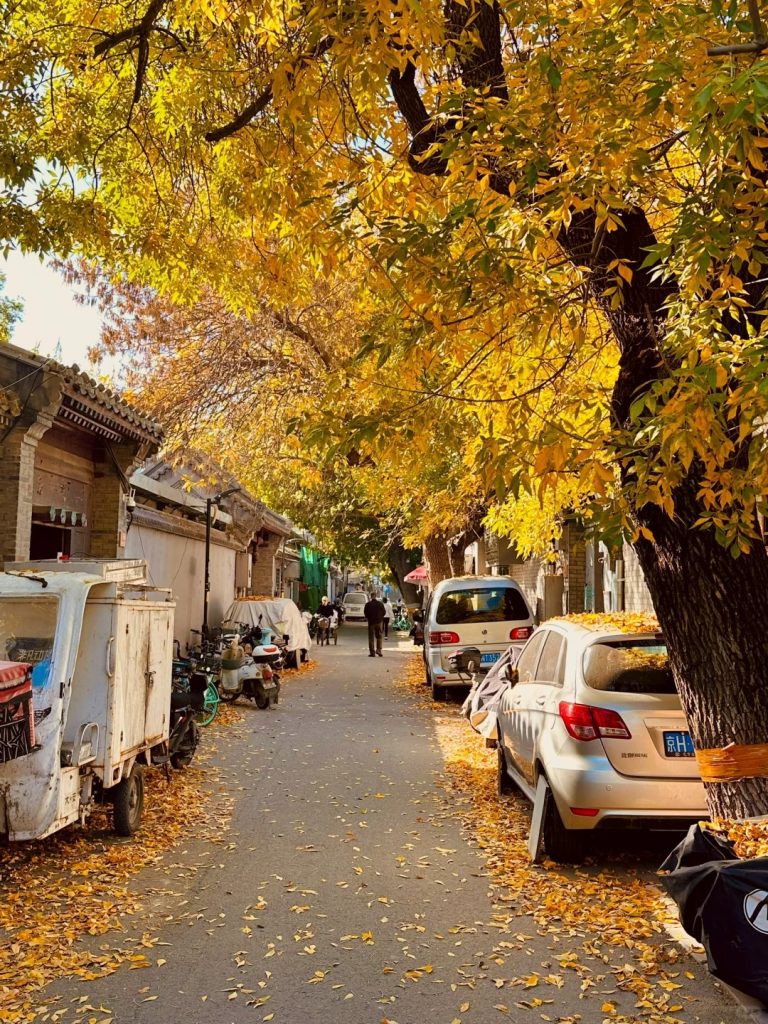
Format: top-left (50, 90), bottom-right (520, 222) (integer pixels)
top-left (342, 591), bottom-right (370, 622)
top-left (423, 576), bottom-right (533, 699)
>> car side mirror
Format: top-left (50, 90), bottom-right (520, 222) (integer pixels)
top-left (504, 664), bottom-right (519, 685)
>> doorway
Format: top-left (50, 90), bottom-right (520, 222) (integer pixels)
top-left (30, 524), bottom-right (71, 560)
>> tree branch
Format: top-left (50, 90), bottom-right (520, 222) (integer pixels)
top-left (204, 36), bottom-right (334, 143)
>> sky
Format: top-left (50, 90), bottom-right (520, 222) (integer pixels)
top-left (2, 250), bottom-right (107, 374)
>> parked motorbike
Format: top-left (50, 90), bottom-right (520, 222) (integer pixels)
top-left (219, 637), bottom-right (282, 709)
top-left (151, 672), bottom-right (204, 768)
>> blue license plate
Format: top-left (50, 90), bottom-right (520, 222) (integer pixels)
top-left (663, 730), bottom-right (695, 757)
top-left (480, 652), bottom-right (501, 665)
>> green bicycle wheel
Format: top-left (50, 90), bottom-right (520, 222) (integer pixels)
top-left (194, 680), bottom-right (220, 726)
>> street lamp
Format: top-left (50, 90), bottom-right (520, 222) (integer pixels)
top-left (202, 486), bottom-right (241, 639)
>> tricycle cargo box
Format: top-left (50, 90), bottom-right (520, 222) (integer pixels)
top-left (0, 563), bottom-right (174, 840)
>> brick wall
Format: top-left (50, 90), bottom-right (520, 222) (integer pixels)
top-left (90, 442), bottom-right (145, 558)
top-left (621, 541), bottom-right (656, 613)
top-left (564, 523), bottom-right (586, 614)
top-left (508, 558), bottom-right (541, 618)
top-left (250, 534), bottom-right (283, 596)
top-left (0, 414), bottom-right (56, 563)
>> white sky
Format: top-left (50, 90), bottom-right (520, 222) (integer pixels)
top-left (2, 251), bottom-right (107, 375)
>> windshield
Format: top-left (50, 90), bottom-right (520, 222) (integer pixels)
top-left (344, 594), bottom-right (367, 605)
top-left (582, 638), bottom-right (676, 694)
top-left (0, 597), bottom-right (58, 701)
top-left (436, 587), bottom-right (529, 625)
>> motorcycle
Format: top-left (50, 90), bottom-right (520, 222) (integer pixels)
top-left (151, 671), bottom-right (204, 768)
top-left (219, 636), bottom-right (282, 709)
top-left (310, 612), bottom-right (337, 647)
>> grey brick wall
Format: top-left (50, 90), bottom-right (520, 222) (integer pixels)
top-left (621, 541), bottom-right (656, 613)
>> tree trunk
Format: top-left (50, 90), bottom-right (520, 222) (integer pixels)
top-left (631, 489), bottom-right (768, 819)
top-left (448, 534), bottom-right (468, 576)
top-left (386, 538), bottom-right (422, 606)
top-left (423, 531), bottom-right (452, 587)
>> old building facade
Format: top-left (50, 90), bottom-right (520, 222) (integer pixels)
top-left (0, 344), bottom-right (161, 564)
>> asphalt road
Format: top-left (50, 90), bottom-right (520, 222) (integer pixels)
top-left (42, 628), bottom-right (747, 1024)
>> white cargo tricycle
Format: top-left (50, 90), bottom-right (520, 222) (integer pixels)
top-left (0, 559), bottom-right (174, 840)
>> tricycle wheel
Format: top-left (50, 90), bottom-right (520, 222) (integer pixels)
top-left (112, 764), bottom-right (145, 836)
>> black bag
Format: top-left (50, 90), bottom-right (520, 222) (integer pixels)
top-left (659, 824), bottom-right (768, 1006)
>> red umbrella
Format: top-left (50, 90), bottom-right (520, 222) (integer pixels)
top-left (404, 565), bottom-right (428, 583)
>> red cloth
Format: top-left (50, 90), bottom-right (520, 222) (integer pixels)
top-left (0, 663), bottom-right (34, 760)
top-left (0, 661), bottom-right (32, 687)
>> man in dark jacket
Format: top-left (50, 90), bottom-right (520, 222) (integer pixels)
top-left (364, 595), bottom-right (386, 657)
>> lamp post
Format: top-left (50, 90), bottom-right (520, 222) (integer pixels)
top-left (202, 486), bottom-right (240, 639)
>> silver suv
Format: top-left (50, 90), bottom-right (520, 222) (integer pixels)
top-left (496, 620), bottom-right (707, 862)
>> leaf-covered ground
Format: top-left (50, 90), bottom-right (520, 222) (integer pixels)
top-left (395, 657), bottom-right (739, 1024)
top-left (0, 649), bottom-right (748, 1024)
top-left (0, 703), bottom-right (246, 1024)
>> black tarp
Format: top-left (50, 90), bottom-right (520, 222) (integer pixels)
top-left (659, 824), bottom-right (768, 1006)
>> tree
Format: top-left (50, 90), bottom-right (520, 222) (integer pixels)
top-left (0, 272), bottom-right (22, 344)
top-left (67, 261), bottom-right (466, 591)
top-left (4, 0), bottom-right (768, 815)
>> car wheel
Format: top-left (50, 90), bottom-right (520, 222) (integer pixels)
top-left (430, 671), bottom-right (444, 701)
top-left (496, 744), bottom-right (514, 797)
top-left (542, 785), bottom-right (588, 864)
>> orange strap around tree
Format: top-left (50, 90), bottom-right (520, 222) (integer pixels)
top-left (695, 743), bottom-right (768, 783)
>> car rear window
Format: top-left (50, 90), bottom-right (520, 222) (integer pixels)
top-left (344, 594), bottom-right (366, 605)
top-left (582, 638), bottom-right (676, 694)
top-left (435, 587), bottom-right (529, 625)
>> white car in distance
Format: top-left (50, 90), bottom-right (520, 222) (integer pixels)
top-left (423, 576), bottom-right (534, 699)
top-left (342, 591), bottom-right (370, 622)
top-left (495, 619), bottom-right (707, 862)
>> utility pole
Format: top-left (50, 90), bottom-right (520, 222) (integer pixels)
top-left (202, 486), bottom-right (241, 639)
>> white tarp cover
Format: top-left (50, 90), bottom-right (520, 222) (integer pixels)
top-left (225, 599), bottom-right (312, 652)
top-left (461, 645), bottom-right (519, 741)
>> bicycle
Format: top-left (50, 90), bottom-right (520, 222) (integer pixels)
top-left (172, 658), bottom-right (220, 726)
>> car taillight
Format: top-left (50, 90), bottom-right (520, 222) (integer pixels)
top-left (558, 702), bottom-right (632, 741)
top-left (510, 626), bottom-right (533, 641)
top-left (429, 631), bottom-right (460, 645)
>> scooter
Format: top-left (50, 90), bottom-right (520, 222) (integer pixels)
top-left (219, 638), bottom-right (282, 709)
top-left (151, 672), bottom-right (204, 768)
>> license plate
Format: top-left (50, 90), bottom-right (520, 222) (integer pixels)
top-left (663, 730), bottom-right (695, 757)
top-left (480, 652), bottom-right (501, 665)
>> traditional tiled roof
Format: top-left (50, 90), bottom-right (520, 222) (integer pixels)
top-left (1, 342), bottom-right (162, 443)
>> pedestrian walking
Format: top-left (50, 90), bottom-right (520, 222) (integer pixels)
top-left (364, 594), bottom-right (386, 657)
top-left (381, 596), bottom-right (394, 638)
